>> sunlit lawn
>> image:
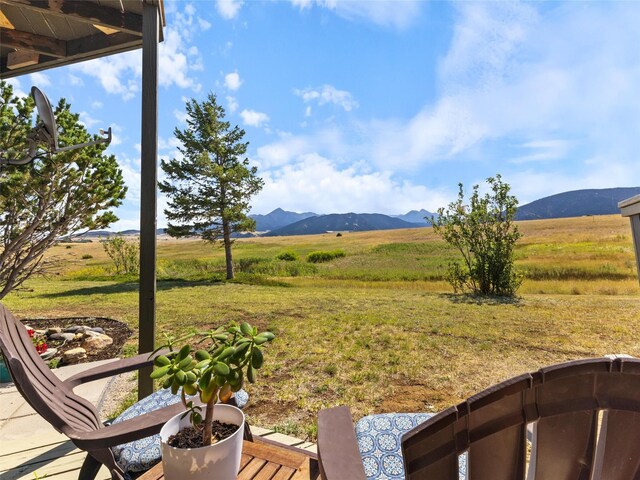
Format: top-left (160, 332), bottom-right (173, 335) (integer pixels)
top-left (2, 214), bottom-right (639, 440)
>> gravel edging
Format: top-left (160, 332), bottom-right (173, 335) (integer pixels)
top-left (98, 370), bottom-right (137, 421)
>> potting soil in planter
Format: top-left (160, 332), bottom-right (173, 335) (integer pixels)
top-left (167, 421), bottom-right (239, 449)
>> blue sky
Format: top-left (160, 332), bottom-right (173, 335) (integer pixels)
top-left (6, 1), bottom-right (640, 230)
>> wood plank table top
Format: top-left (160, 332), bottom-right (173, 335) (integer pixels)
top-left (139, 440), bottom-right (320, 480)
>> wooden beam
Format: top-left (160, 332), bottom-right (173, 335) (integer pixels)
top-left (6, 49), bottom-right (39, 69)
top-left (0, 27), bottom-right (66, 57)
top-left (93, 24), bottom-right (119, 35)
top-left (0, 0), bottom-right (143, 36)
top-left (66, 31), bottom-right (139, 58)
top-left (0, 9), bottom-right (14, 29)
top-left (138, 1), bottom-right (159, 401)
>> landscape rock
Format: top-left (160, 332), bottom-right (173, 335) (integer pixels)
top-left (49, 332), bottom-right (75, 342)
top-left (83, 330), bottom-right (101, 338)
top-left (89, 327), bottom-right (105, 334)
top-left (64, 325), bottom-right (84, 333)
top-left (74, 333), bottom-right (84, 341)
top-left (63, 347), bottom-right (87, 363)
top-left (82, 334), bottom-right (113, 353)
top-left (46, 327), bottom-right (62, 335)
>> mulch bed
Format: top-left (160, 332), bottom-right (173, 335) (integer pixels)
top-left (20, 317), bottom-right (133, 366)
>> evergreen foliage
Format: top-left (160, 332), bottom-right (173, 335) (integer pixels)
top-left (432, 175), bottom-right (522, 296)
top-left (160, 94), bottom-right (263, 280)
top-left (0, 82), bottom-right (126, 300)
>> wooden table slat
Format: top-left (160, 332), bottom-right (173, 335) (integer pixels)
top-left (251, 461), bottom-right (280, 480)
top-left (247, 441), bottom-right (310, 470)
top-left (238, 457), bottom-right (268, 479)
top-left (271, 465), bottom-right (296, 480)
top-left (139, 440), bottom-right (318, 479)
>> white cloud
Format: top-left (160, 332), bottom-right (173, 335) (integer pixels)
top-left (254, 153), bottom-right (449, 214)
top-left (224, 71), bottom-right (243, 91)
top-left (240, 109), bottom-right (269, 127)
top-left (304, 106), bottom-right (312, 117)
top-left (29, 72), bottom-right (51, 88)
top-left (174, 109), bottom-right (188, 124)
top-left (341, 1), bottom-right (640, 187)
top-left (198, 18), bottom-right (212, 30)
top-left (4, 78), bottom-right (27, 98)
top-left (295, 85), bottom-right (358, 112)
top-left (91, 101), bottom-right (103, 109)
top-left (78, 111), bottom-right (101, 128)
top-left (216, 0), bottom-right (243, 20)
top-left (291, 0), bottom-right (421, 30)
top-left (68, 74), bottom-right (83, 86)
top-left (254, 127), bottom-right (349, 168)
top-left (226, 96), bottom-right (239, 113)
top-left (71, 51), bottom-right (141, 100)
top-left (118, 155), bottom-right (141, 203)
top-left (69, 3), bottom-right (204, 99)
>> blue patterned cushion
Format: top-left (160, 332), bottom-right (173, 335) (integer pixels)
top-left (355, 413), bottom-right (467, 479)
top-left (110, 388), bottom-right (249, 474)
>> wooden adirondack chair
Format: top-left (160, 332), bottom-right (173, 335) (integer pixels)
top-left (318, 357), bottom-right (640, 480)
top-left (0, 302), bottom-right (187, 480)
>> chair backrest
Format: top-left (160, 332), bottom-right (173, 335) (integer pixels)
top-left (402, 357), bottom-right (640, 480)
top-left (0, 303), bottom-right (102, 436)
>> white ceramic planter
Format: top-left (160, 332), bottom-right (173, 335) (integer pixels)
top-left (160, 404), bottom-right (245, 480)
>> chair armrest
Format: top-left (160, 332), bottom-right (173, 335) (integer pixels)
top-left (317, 406), bottom-right (366, 480)
top-left (63, 350), bottom-right (169, 388)
top-left (67, 400), bottom-right (185, 450)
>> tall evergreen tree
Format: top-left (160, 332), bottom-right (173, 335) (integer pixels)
top-left (0, 81), bottom-right (127, 299)
top-left (160, 94), bottom-right (264, 280)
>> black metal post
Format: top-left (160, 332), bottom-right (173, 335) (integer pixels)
top-left (138, 1), bottom-right (159, 400)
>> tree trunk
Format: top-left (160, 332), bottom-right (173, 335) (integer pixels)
top-left (223, 220), bottom-right (234, 280)
top-left (202, 395), bottom-right (216, 446)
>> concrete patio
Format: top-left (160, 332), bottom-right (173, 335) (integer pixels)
top-left (0, 360), bottom-right (315, 480)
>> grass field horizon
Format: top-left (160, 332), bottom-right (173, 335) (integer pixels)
top-left (3, 214), bottom-right (639, 440)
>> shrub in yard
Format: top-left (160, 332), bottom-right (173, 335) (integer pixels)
top-left (235, 257), bottom-right (268, 273)
top-left (81, 254), bottom-right (93, 260)
top-left (307, 250), bottom-right (346, 263)
top-left (276, 251), bottom-right (298, 261)
top-left (102, 235), bottom-right (139, 275)
top-left (432, 174), bottom-right (522, 297)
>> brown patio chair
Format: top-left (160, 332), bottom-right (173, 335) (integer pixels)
top-left (317, 357), bottom-right (640, 480)
top-left (0, 302), bottom-right (249, 480)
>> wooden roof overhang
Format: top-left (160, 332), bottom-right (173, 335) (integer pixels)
top-left (0, 0), bottom-right (165, 78)
top-left (0, 0), bottom-right (165, 399)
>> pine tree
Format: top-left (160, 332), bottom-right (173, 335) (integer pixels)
top-left (0, 81), bottom-right (127, 299)
top-left (160, 94), bottom-right (264, 280)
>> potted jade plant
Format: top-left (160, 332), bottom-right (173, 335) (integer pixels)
top-left (151, 321), bottom-right (274, 480)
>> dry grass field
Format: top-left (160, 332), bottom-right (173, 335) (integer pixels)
top-left (2, 214), bottom-right (639, 439)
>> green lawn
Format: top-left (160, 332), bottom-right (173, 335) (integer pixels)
top-left (3, 214), bottom-right (639, 440)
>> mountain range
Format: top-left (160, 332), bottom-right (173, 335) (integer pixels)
top-left (78, 187), bottom-right (639, 238)
top-left (250, 208), bottom-right (317, 231)
top-left (515, 187), bottom-right (640, 221)
top-left (263, 213), bottom-right (426, 237)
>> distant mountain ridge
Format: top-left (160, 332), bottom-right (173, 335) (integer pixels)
top-left (263, 213), bottom-right (425, 237)
top-left (392, 209), bottom-right (437, 225)
top-left (516, 187), bottom-right (640, 220)
top-left (250, 208), bottom-right (317, 231)
top-left (76, 188), bottom-right (640, 238)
